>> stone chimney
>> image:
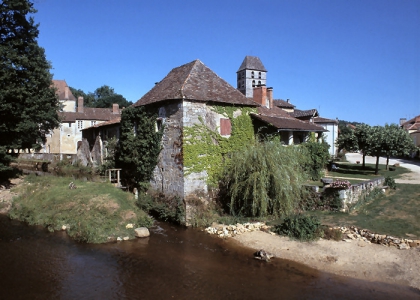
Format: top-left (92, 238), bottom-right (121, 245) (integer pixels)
top-left (112, 103), bottom-right (119, 114)
top-left (253, 86), bottom-right (267, 107)
top-left (64, 86), bottom-right (69, 100)
top-left (78, 96), bottom-right (84, 113)
top-left (399, 118), bottom-right (407, 125)
top-left (267, 87), bottom-right (273, 109)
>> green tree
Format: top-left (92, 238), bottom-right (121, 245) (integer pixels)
top-left (336, 129), bottom-right (357, 153)
top-left (116, 106), bottom-right (162, 190)
top-left (0, 0), bottom-right (60, 177)
top-left (301, 139), bottom-right (330, 181)
top-left (222, 139), bottom-right (308, 218)
top-left (354, 124), bottom-right (372, 168)
top-left (70, 85), bottom-right (132, 108)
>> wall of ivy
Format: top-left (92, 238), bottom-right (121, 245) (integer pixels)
top-left (183, 105), bottom-right (256, 186)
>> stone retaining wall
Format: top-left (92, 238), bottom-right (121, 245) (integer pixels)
top-left (332, 177), bottom-right (385, 211)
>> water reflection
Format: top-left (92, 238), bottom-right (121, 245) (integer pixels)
top-left (0, 215), bottom-right (418, 299)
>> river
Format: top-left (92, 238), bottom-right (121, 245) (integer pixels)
top-left (0, 215), bottom-right (418, 299)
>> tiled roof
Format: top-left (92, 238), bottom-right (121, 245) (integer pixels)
top-left (52, 80), bottom-right (76, 101)
top-left (134, 60), bottom-right (258, 107)
top-left (60, 107), bottom-right (120, 122)
top-left (237, 56), bottom-right (267, 72)
top-left (273, 99), bottom-right (295, 108)
top-left (252, 106), bottom-right (326, 132)
top-left (82, 117), bottom-right (121, 130)
top-left (289, 109), bottom-right (318, 118)
top-left (401, 115), bottom-right (420, 130)
top-left (313, 117), bottom-right (338, 124)
top-left (252, 114), bottom-right (327, 132)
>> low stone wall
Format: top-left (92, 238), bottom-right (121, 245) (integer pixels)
top-left (335, 177), bottom-right (385, 211)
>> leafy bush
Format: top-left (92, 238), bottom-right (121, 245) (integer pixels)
top-left (384, 176), bottom-right (396, 190)
top-left (301, 140), bottom-right (330, 180)
top-left (274, 214), bottom-right (322, 241)
top-left (322, 226), bottom-right (343, 241)
top-left (137, 192), bottom-right (185, 225)
top-left (300, 188), bottom-right (341, 211)
top-left (221, 138), bottom-right (308, 218)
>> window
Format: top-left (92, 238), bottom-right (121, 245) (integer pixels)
top-left (220, 118), bottom-right (231, 136)
top-left (258, 81), bottom-right (261, 86)
top-left (68, 122), bottom-right (71, 127)
top-left (91, 121), bottom-right (96, 126)
top-left (251, 71), bottom-right (254, 78)
top-left (77, 121), bottom-right (83, 130)
top-left (258, 72), bottom-right (262, 79)
top-left (252, 80), bottom-right (255, 87)
top-left (156, 117), bottom-right (163, 132)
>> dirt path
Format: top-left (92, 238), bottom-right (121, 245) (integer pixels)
top-left (233, 230), bottom-right (420, 290)
top-left (345, 153), bottom-right (420, 184)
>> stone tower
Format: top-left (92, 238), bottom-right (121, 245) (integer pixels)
top-left (236, 56), bottom-right (267, 98)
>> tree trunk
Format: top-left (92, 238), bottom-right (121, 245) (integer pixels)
top-left (375, 155), bottom-right (380, 175)
top-left (362, 153), bottom-right (366, 169)
top-left (386, 155), bottom-right (389, 170)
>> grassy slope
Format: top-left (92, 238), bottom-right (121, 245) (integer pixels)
top-left (327, 162), bottom-right (411, 180)
top-left (307, 184), bottom-right (420, 239)
top-left (9, 175), bottom-right (152, 243)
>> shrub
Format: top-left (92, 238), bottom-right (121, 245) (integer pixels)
top-left (301, 140), bottom-right (330, 181)
top-left (221, 138), bottom-right (308, 218)
top-left (137, 192), bottom-right (185, 225)
top-left (300, 187), bottom-right (341, 211)
top-left (274, 214), bottom-right (322, 241)
top-left (384, 176), bottom-right (396, 190)
top-left (322, 226), bottom-right (343, 241)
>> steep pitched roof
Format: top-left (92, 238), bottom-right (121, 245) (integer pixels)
top-left (60, 107), bottom-right (120, 122)
top-left (237, 56), bottom-right (267, 72)
top-left (134, 60), bottom-right (258, 107)
top-left (289, 109), bottom-right (318, 118)
top-left (52, 80), bottom-right (76, 101)
top-left (273, 99), bottom-right (295, 109)
top-left (401, 115), bottom-right (420, 131)
top-left (252, 106), bottom-right (327, 132)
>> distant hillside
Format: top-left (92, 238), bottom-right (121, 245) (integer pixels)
top-left (338, 119), bottom-right (363, 134)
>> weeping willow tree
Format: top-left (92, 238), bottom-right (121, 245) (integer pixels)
top-left (221, 139), bottom-right (309, 218)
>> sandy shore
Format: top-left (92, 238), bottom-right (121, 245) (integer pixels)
top-left (232, 230), bottom-right (420, 290)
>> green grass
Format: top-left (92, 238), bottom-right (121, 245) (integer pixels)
top-left (327, 162), bottom-right (410, 180)
top-left (305, 184), bottom-right (420, 239)
top-left (9, 175), bottom-right (152, 243)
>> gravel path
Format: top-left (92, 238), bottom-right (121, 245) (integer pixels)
top-left (345, 153), bottom-right (420, 184)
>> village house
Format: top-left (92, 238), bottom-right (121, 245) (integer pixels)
top-left (400, 115), bottom-right (420, 157)
top-left (41, 80), bottom-right (121, 160)
top-left (132, 58), bottom-right (326, 201)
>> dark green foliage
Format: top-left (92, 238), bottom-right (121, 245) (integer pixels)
top-left (300, 188), bottom-right (341, 211)
top-left (274, 214), bottom-right (322, 241)
top-left (384, 176), bottom-right (396, 190)
top-left (116, 106), bottom-right (162, 190)
top-left (98, 137), bottom-right (117, 174)
top-left (322, 226), bottom-right (343, 241)
top-left (137, 192), bottom-right (185, 225)
top-left (70, 85), bottom-right (133, 108)
top-left (301, 140), bottom-right (330, 180)
top-left (221, 139), bottom-right (308, 218)
top-left (0, 0), bottom-right (60, 176)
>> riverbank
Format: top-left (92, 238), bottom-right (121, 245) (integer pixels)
top-left (231, 230), bottom-right (420, 290)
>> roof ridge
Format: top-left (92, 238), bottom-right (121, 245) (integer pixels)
top-left (180, 59), bottom-right (201, 97)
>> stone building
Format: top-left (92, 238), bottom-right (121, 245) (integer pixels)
top-left (132, 59), bottom-right (326, 204)
top-left (42, 80), bottom-right (121, 158)
top-left (237, 56), bottom-right (267, 98)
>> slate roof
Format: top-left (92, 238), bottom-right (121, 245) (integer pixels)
top-left (134, 60), bottom-right (258, 107)
top-left (313, 117), bottom-right (339, 124)
top-left (237, 56), bottom-right (267, 72)
top-left (60, 108), bottom-right (120, 122)
top-left (289, 109), bottom-right (318, 118)
top-left (52, 80), bottom-right (76, 101)
top-left (273, 99), bottom-right (295, 109)
top-left (252, 106), bottom-right (326, 132)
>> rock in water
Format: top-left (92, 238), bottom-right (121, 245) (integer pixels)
top-left (135, 227), bottom-right (150, 238)
top-left (254, 249), bottom-right (274, 262)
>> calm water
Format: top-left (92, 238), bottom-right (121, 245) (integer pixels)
top-left (0, 215), bottom-right (419, 299)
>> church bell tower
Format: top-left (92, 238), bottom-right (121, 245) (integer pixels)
top-left (236, 56), bottom-right (267, 98)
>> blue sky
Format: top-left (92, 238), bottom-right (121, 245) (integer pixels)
top-left (33, 0), bottom-right (419, 125)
